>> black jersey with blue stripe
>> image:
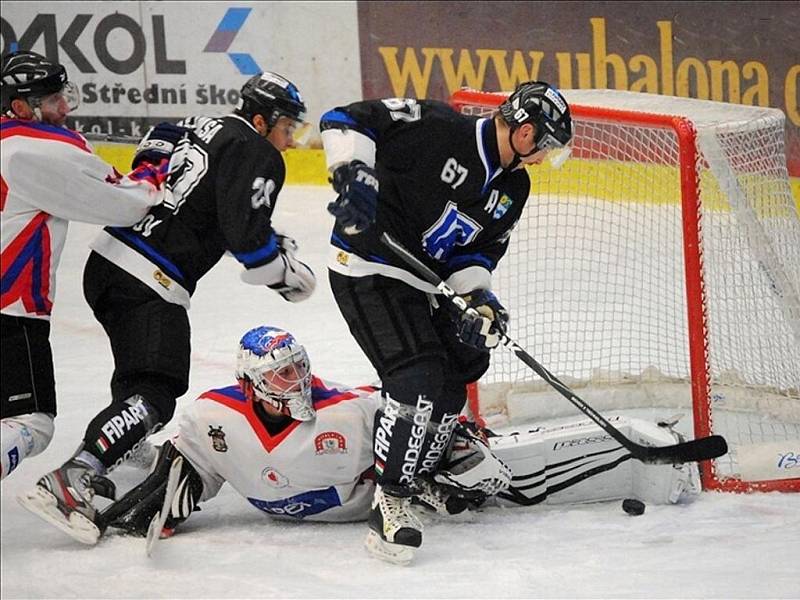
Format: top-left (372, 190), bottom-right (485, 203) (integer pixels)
top-left (104, 114), bottom-right (284, 295)
top-left (320, 99), bottom-right (530, 282)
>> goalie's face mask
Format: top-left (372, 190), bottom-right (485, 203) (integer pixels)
top-left (236, 326), bottom-right (315, 421)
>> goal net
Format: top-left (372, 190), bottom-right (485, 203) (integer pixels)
top-left (451, 88), bottom-right (800, 492)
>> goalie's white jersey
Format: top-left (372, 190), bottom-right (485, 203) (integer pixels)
top-left (0, 117), bottom-right (162, 319)
top-left (173, 377), bottom-right (381, 522)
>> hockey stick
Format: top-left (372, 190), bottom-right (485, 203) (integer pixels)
top-left (379, 231), bottom-right (728, 465)
top-left (145, 455), bottom-right (183, 557)
top-left (80, 132), bottom-right (143, 144)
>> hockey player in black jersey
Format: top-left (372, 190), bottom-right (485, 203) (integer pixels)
top-left (18, 71), bottom-right (317, 544)
top-left (319, 81), bottom-right (573, 563)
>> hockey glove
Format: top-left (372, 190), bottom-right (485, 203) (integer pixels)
top-left (433, 421), bottom-right (512, 498)
top-left (457, 289), bottom-right (509, 349)
top-left (100, 441), bottom-right (202, 537)
top-left (132, 122), bottom-right (188, 169)
top-left (267, 234), bottom-right (317, 302)
top-left (327, 160), bottom-right (379, 235)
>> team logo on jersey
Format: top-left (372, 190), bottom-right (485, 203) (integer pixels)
top-left (314, 432), bottom-right (348, 455)
top-left (336, 250), bottom-right (350, 266)
top-left (208, 425), bottom-right (228, 452)
top-left (422, 201), bottom-right (483, 261)
top-left (493, 194), bottom-right (513, 220)
top-left (262, 467), bottom-right (289, 488)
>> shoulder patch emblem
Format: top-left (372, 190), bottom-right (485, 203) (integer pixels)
top-left (208, 425), bottom-right (228, 452)
top-left (314, 431), bottom-right (348, 455)
top-left (493, 194), bottom-right (513, 220)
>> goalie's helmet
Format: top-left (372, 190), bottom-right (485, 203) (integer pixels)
top-left (499, 80), bottom-right (572, 166)
top-left (235, 325), bottom-right (315, 421)
top-left (1, 50), bottom-right (78, 116)
top-left (237, 71), bottom-right (307, 129)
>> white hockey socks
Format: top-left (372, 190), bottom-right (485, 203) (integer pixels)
top-left (1, 413), bottom-right (54, 480)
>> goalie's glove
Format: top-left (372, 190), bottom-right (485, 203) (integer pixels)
top-left (327, 160), bottom-right (379, 235)
top-left (433, 421), bottom-right (512, 499)
top-left (132, 122), bottom-right (188, 169)
top-left (100, 441), bottom-right (203, 537)
top-left (267, 233), bottom-right (317, 302)
top-left (457, 289), bottom-right (509, 349)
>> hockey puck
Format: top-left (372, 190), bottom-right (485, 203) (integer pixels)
top-left (622, 498), bottom-right (646, 515)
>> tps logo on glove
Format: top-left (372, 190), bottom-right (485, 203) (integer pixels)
top-left (327, 161), bottom-right (379, 235)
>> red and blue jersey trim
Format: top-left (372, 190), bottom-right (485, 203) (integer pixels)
top-left (1, 212), bottom-right (53, 315)
top-left (0, 118), bottom-right (91, 154)
top-left (199, 379), bottom-right (375, 453)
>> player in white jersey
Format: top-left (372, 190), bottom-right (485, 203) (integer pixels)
top-left (88, 325), bottom-right (698, 565)
top-left (1, 50), bottom-right (165, 481)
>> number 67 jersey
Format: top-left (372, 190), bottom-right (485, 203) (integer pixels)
top-left (320, 98), bottom-right (531, 295)
top-left (172, 376), bottom-right (381, 522)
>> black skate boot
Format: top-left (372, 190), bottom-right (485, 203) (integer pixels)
top-left (365, 483), bottom-right (424, 565)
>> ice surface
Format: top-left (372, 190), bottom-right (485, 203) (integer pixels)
top-left (2, 187), bottom-right (798, 599)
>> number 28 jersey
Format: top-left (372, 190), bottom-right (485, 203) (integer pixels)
top-left (89, 114), bottom-right (286, 308)
top-left (320, 99), bottom-right (531, 294)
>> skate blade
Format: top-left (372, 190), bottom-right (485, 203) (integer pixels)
top-left (17, 486), bottom-right (100, 545)
top-left (364, 530), bottom-right (414, 565)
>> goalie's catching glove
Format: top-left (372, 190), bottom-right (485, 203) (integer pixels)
top-left (132, 122), bottom-right (188, 169)
top-left (327, 160), bottom-right (379, 235)
top-left (457, 289), bottom-right (509, 349)
top-left (267, 234), bottom-right (316, 303)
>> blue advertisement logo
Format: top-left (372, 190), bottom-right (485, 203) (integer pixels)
top-left (203, 8), bottom-right (261, 75)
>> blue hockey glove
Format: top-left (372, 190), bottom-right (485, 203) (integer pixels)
top-left (457, 289), bottom-right (509, 350)
top-left (327, 160), bottom-right (379, 234)
top-left (132, 122), bottom-right (188, 169)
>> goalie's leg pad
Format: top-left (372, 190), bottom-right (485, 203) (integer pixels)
top-left (488, 416), bottom-right (702, 506)
top-left (100, 441), bottom-right (203, 536)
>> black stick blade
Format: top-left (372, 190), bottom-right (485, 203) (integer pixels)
top-left (637, 435), bottom-right (729, 464)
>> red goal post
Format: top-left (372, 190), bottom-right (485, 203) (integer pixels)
top-left (451, 87), bottom-right (800, 493)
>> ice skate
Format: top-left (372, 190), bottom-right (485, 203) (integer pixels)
top-left (17, 458), bottom-right (113, 545)
top-left (365, 484), bottom-right (423, 565)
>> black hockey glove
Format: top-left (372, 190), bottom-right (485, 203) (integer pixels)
top-left (99, 441), bottom-right (202, 537)
top-left (457, 289), bottom-right (509, 350)
top-left (327, 160), bottom-right (379, 234)
top-left (132, 122), bottom-right (188, 169)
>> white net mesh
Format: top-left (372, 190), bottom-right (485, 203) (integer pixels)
top-left (456, 89), bottom-right (800, 487)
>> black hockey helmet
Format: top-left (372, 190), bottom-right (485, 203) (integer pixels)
top-left (237, 71), bottom-right (307, 129)
top-left (499, 81), bottom-right (573, 167)
top-left (1, 50), bottom-right (74, 115)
